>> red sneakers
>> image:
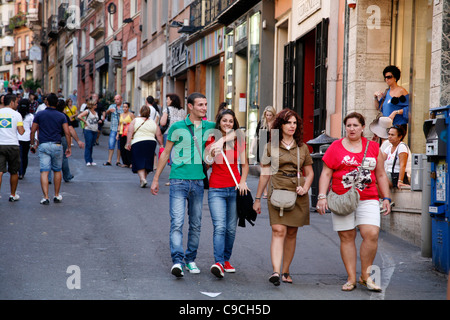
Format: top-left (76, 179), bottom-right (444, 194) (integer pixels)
top-left (210, 263), bottom-right (224, 278)
top-left (223, 261), bottom-right (236, 273)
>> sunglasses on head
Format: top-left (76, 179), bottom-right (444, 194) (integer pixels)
top-left (391, 95), bottom-right (406, 105)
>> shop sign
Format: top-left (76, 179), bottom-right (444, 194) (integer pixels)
top-left (187, 27), bottom-right (224, 66)
top-left (95, 46), bottom-right (109, 69)
top-left (29, 46), bottom-right (42, 61)
top-left (297, 0), bottom-right (321, 24)
top-left (170, 41), bottom-right (187, 75)
top-left (127, 38), bottom-right (137, 60)
top-left (4, 51), bottom-right (12, 63)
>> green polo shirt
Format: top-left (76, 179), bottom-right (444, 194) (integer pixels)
top-left (167, 115), bottom-right (216, 180)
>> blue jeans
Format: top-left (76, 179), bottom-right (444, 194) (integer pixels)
top-left (84, 129), bottom-right (97, 163)
top-left (61, 137), bottom-right (73, 181)
top-left (169, 179), bottom-right (204, 266)
top-left (208, 187), bottom-right (238, 265)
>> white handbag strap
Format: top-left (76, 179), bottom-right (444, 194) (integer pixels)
top-left (221, 149), bottom-right (239, 188)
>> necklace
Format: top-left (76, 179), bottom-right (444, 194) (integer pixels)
top-left (282, 139), bottom-right (294, 150)
top-left (346, 138), bottom-right (361, 152)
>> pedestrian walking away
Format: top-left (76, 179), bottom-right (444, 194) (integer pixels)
top-left (151, 92), bottom-right (215, 278)
top-left (30, 93), bottom-right (72, 205)
top-left (316, 112), bottom-right (391, 292)
top-left (0, 94), bottom-right (25, 201)
top-left (125, 105), bottom-right (163, 188)
top-left (104, 95), bottom-right (123, 166)
top-left (204, 109), bottom-right (249, 278)
top-left (17, 98), bottom-right (33, 180)
top-left (57, 100), bottom-right (84, 181)
top-left (253, 108), bottom-right (314, 286)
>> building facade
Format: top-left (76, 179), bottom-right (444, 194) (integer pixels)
top-left (5, 0), bottom-right (445, 247)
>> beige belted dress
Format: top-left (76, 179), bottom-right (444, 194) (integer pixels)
top-left (262, 141), bottom-right (313, 227)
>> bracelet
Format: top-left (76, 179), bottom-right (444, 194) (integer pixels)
top-left (204, 155), bottom-right (214, 165)
top-left (318, 193), bottom-right (327, 200)
top-left (398, 180), bottom-right (403, 183)
top-left (382, 197), bottom-right (391, 202)
top-left (255, 197), bottom-right (261, 200)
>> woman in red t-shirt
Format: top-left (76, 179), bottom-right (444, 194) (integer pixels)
top-left (205, 109), bottom-right (249, 278)
top-left (317, 112), bottom-right (391, 292)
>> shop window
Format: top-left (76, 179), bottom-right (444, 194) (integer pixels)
top-left (390, 0), bottom-right (432, 154)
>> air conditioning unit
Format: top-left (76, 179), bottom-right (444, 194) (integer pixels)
top-left (110, 41), bottom-right (122, 59)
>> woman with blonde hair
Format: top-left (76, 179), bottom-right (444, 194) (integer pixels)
top-left (255, 106), bottom-right (276, 198)
top-left (117, 102), bottom-right (135, 168)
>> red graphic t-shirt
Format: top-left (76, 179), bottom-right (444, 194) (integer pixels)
top-left (322, 137), bottom-right (379, 201)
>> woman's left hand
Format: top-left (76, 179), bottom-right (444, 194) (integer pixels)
top-left (296, 186), bottom-right (307, 196)
top-left (237, 181), bottom-right (249, 196)
top-left (382, 199), bottom-right (391, 215)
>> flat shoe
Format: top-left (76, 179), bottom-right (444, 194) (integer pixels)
top-left (103, 162), bottom-right (112, 166)
top-left (341, 281), bottom-right (357, 291)
top-left (358, 277), bottom-right (382, 292)
top-left (269, 272), bottom-right (280, 286)
top-left (281, 273), bottom-right (293, 284)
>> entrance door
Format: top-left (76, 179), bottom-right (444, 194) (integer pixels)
top-left (282, 19), bottom-right (328, 145)
top-left (297, 30), bottom-right (316, 147)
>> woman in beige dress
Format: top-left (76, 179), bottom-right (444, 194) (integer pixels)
top-left (253, 108), bottom-right (314, 286)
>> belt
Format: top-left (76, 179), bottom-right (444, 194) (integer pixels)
top-left (281, 172), bottom-right (297, 177)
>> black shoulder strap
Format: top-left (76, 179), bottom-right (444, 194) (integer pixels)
top-left (187, 124), bottom-right (203, 163)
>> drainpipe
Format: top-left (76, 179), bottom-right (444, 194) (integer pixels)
top-left (341, 1), bottom-right (350, 137)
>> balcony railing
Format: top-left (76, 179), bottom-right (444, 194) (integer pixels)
top-left (89, 12), bottom-right (105, 39)
top-left (58, 3), bottom-right (69, 27)
top-left (48, 15), bottom-right (59, 38)
top-left (8, 12), bottom-right (27, 31)
top-left (13, 50), bottom-right (29, 62)
top-left (88, 0), bottom-right (103, 10)
top-left (190, 0), bottom-right (235, 29)
top-left (26, 4), bottom-right (42, 26)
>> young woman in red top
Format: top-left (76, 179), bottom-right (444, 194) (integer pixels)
top-left (317, 112), bottom-right (391, 292)
top-left (205, 109), bottom-right (249, 278)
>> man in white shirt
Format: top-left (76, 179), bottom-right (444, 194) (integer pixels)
top-left (0, 94), bottom-right (25, 201)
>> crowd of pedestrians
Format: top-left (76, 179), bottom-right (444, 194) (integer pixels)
top-left (1, 66), bottom-right (427, 293)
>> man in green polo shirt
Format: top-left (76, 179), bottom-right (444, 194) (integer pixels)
top-left (151, 92), bottom-right (215, 278)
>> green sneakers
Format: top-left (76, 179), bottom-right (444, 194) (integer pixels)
top-left (185, 262), bottom-right (200, 274)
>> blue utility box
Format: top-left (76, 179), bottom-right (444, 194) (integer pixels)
top-left (424, 105), bottom-right (449, 273)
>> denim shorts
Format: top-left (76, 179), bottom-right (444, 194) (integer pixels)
top-left (108, 130), bottom-right (119, 150)
top-left (38, 142), bottom-right (63, 172)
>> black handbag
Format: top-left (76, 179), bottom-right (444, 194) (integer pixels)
top-left (221, 149), bottom-right (257, 227)
top-left (160, 107), bottom-right (171, 134)
top-left (187, 125), bottom-right (209, 189)
top-left (390, 143), bottom-right (409, 188)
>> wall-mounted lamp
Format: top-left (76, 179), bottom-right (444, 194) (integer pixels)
top-left (348, 0), bottom-right (356, 9)
top-left (169, 21), bottom-right (184, 28)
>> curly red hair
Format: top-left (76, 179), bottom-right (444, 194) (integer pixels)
top-left (270, 108), bottom-right (303, 146)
